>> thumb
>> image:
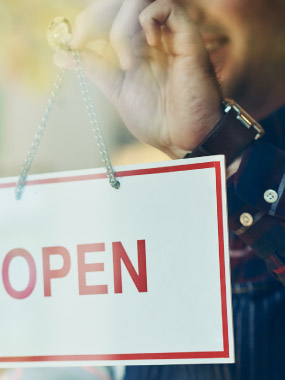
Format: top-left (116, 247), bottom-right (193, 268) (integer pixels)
top-left (71, 0), bottom-right (124, 50)
top-left (53, 48), bottom-right (124, 105)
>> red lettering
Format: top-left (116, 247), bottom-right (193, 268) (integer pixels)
top-left (42, 247), bottom-right (71, 297)
top-left (112, 240), bottom-right (147, 293)
top-left (2, 248), bottom-right (36, 299)
top-left (77, 243), bottom-right (108, 295)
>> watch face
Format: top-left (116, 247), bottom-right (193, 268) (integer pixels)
top-left (223, 99), bottom-right (264, 139)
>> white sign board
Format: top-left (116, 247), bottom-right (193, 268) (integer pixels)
top-left (0, 156), bottom-right (234, 367)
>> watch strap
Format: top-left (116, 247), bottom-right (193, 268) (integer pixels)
top-left (185, 101), bottom-right (265, 165)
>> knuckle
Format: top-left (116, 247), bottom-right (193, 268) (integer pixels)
top-left (109, 26), bottom-right (120, 45)
top-left (139, 11), bottom-right (148, 27)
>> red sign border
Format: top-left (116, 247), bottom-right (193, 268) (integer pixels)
top-left (0, 160), bottom-right (230, 363)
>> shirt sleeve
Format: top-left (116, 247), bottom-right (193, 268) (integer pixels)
top-left (227, 140), bottom-right (285, 284)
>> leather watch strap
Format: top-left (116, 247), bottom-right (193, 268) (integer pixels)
top-left (185, 100), bottom-right (265, 165)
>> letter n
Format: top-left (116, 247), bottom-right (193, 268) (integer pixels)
top-left (112, 240), bottom-right (147, 294)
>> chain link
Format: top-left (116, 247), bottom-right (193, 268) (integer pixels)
top-left (71, 50), bottom-right (120, 190)
top-left (15, 69), bottom-right (65, 200)
top-left (15, 50), bottom-right (119, 200)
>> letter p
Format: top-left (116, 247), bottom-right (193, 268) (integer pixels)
top-left (42, 246), bottom-right (71, 297)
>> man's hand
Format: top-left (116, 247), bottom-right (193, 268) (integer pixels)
top-left (54, 0), bottom-right (223, 158)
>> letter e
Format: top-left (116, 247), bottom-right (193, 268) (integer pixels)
top-left (77, 243), bottom-right (108, 295)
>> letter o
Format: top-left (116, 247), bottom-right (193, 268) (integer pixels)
top-left (2, 249), bottom-right (36, 299)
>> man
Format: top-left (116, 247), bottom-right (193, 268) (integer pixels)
top-left (55, 0), bottom-right (285, 378)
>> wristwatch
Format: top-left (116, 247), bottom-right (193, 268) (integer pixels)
top-left (184, 99), bottom-right (265, 165)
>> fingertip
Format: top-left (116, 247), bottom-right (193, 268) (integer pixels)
top-left (145, 32), bottom-right (155, 46)
top-left (119, 55), bottom-right (133, 71)
top-left (145, 31), bottom-right (161, 47)
top-left (70, 33), bottom-right (85, 50)
top-left (70, 37), bottom-right (79, 50)
top-left (53, 50), bottom-right (74, 70)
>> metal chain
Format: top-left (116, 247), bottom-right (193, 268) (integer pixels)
top-left (15, 69), bottom-right (65, 200)
top-left (15, 50), bottom-right (119, 200)
top-left (71, 50), bottom-right (120, 190)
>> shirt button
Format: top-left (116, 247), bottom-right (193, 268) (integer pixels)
top-left (264, 189), bottom-right (278, 203)
top-left (240, 212), bottom-right (253, 227)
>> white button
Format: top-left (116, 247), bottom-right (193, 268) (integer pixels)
top-left (240, 212), bottom-right (253, 227)
top-left (264, 189), bottom-right (278, 203)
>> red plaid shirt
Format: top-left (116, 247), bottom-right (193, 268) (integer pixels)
top-left (227, 106), bottom-right (285, 292)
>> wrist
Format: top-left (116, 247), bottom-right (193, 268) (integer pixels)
top-left (184, 99), bottom-right (265, 166)
top-left (166, 107), bottom-right (223, 159)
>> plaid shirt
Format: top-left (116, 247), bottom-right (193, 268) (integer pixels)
top-left (227, 105), bottom-right (285, 291)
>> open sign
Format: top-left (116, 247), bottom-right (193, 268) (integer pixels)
top-left (2, 241), bottom-right (147, 299)
top-left (0, 157), bottom-right (234, 367)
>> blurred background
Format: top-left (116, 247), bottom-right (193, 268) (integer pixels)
top-left (0, 0), bottom-right (168, 180)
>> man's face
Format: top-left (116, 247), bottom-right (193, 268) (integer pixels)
top-left (183, 0), bottom-right (285, 118)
